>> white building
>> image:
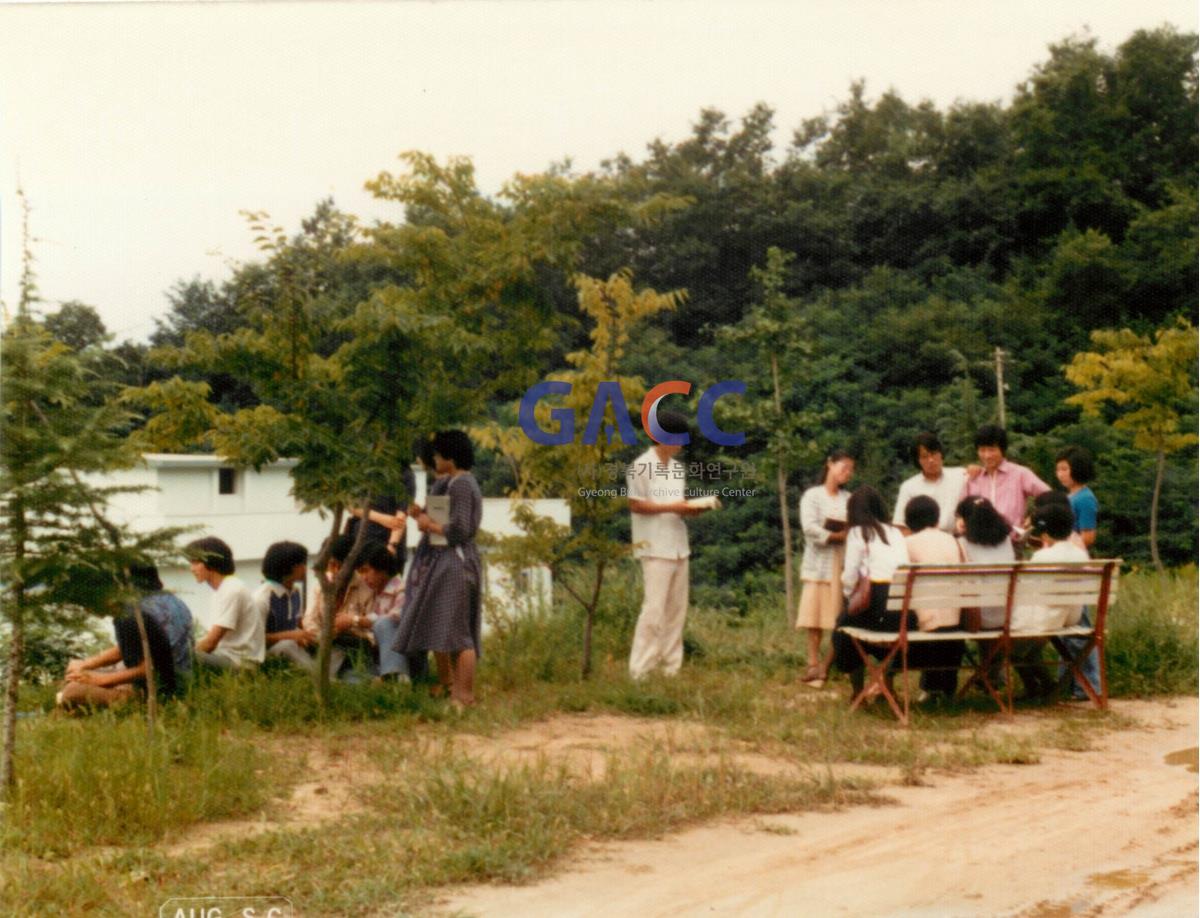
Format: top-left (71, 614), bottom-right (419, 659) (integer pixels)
top-left (96, 454), bottom-right (568, 629)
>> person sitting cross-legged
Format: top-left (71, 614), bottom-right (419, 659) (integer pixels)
top-left (60, 563), bottom-right (193, 700)
top-left (302, 532), bottom-right (377, 679)
top-left (359, 541), bottom-right (426, 684)
top-left (257, 540), bottom-right (320, 673)
top-left (59, 606), bottom-right (180, 712)
top-left (189, 537), bottom-right (264, 672)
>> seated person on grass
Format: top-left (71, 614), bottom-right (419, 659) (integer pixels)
top-left (61, 563), bottom-right (193, 694)
top-left (358, 541), bottom-right (426, 684)
top-left (188, 536), bottom-right (264, 672)
top-left (58, 606), bottom-right (179, 711)
top-left (302, 532), bottom-right (378, 678)
top-left (256, 540), bottom-right (318, 673)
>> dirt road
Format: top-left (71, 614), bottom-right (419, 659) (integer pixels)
top-left (442, 698), bottom-right (1198, 917)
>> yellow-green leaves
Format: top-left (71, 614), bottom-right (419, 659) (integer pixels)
top-left (1065, 318), bottom-right (1199, 455)
top-left (118, 378), bottom-right (218, 454)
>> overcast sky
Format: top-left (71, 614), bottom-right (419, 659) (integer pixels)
top-left (1, 0), bottom-right (1195, 343)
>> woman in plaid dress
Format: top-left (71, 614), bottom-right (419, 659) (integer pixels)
top-left (394, 430), bottom-right (483, 707)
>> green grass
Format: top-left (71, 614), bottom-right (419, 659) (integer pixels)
top-left (0, 713), bottom-right (277, 857)
top-left (1106, 565), bottom-right (1199, 696)
top-left (1, 737), bottom-right (881, 916)
top-left (1, 563), bottom-right (1193, 916)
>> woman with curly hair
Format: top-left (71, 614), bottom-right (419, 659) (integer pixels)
top-left (393, 429), bottom-right (483, 707)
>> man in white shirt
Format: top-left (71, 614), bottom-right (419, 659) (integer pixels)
top-left (893, 432), bottom-right (968, 533)
top-left (188, 536), bottom-right (264, 671)
top-left (626, 411), bottom-right (710, 679)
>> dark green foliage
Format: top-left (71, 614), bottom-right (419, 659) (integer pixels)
top-left (42, 301), bottom-right (108, 351)
top-left (80, 25), bottom-right (1198, 574)
top-left (0, 617), bottom-right (101, 686)
top-left (591, 26), bottom-right (1197, 572)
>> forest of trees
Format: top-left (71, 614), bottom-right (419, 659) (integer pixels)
top-left (35, 27), bottom-right (1200, 595)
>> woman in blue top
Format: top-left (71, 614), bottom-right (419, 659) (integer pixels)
top-left (1055, 446), bottom-right (1098, 550)
top-left (1054, 445), bottom-right (1101, 698)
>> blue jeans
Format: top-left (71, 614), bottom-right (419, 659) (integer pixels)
top-left (1061, 608), bottom-right (1101, 696)
top-left (267, 639), bottom-right (345, 676)
top-left (373, 617), bottom-right (427, 680)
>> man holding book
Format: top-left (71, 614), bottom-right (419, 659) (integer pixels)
top-left (626, 411), bottom-right (713, 680)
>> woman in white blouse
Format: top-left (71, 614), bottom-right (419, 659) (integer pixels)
top-left (796, 450), bottom-right (855, 688)
top-left (831, 486), bottom-right (911, 698)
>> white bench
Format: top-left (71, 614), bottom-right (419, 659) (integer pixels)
top-left (837, 559), bottom-right (1121, 724)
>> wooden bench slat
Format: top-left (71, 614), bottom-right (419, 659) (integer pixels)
top-left (840, 624), bottom-right (1093, 643)
top-left (888, 572), bottom-right (1119, 589)
top-left (888, 592), bottom-right (1023, 608)
top-left (888, 589), bottom-right (1116, 610)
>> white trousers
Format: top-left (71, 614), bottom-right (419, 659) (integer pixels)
top-left (629, 556), bottom-right (690, 679)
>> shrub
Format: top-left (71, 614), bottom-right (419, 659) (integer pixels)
top-left (1106, 566), bottom-right (1199, 696)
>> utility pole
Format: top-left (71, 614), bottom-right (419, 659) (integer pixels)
top-left (994, 346), bottom-right (1007, 428)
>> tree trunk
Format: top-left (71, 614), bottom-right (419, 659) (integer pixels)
top-left (314, 507), bottom-right (344, 707)
top-left (316, 503), bottom-right (372, 706)
top-left (131, 603), bottom-right (157, 733)
top-left (580, 559), bottom-right (607, 679)
top-left (2, 497), bottom-right (28, 801)
top-left (1149, 449), bottom-right (1165, 572)
top-left (770, 353), bottom-right (795, 622)
top-left (0, 607), bottom-right (22, 798)
top-left (581, 608), bottom-right (594, 680)
top-left (777, 465), bottom-right (795, 625)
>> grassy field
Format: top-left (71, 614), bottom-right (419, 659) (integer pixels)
top-left (1, 565), bottom-right (1194, 916)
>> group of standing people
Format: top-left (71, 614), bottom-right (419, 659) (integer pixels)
top-left (620, 415), bottom-right (1100, 700)
top-left (57, 430), bottom-right (486, 711)
top-left (795, 424), bottom-right (1101, 702)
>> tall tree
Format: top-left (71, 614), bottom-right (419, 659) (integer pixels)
top-left (717, 247), bottom-right (822, 621)
top-left (128, 203), bottom-right (412, 703)
top-left (2, 197), bottom-right (179, 798)
top-left (600, 105), bottom-right (791, 344)
top-left (1065, 319), bottom-right (1199, 569)
top-left (1009, 28), bottom-right (1198, 246)
top-left (43, 301), bottom-right (108, 351)
top-left (477, 270), bottom-right (685, 678)
top-left (129, 160), bottom-right (675, 696)
top-left (150, 277), bottom-right (248, 348)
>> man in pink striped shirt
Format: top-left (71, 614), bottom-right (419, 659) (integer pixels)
top-left (962, 424), bottom-right (1050, 533)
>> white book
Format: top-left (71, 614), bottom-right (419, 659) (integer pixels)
top-left (687, 495), bottom-right (722, 511)
top-left (426, 495), bottom-right (450, 546)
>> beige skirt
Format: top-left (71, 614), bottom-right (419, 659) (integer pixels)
top-left (795, 549), bottom-right (844, 631)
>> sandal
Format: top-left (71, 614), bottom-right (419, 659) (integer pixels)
top-left (801, 665), bottom-right (826, 689)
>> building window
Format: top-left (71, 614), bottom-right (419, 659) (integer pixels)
top-left (218, 467), bottom-right (238, 495)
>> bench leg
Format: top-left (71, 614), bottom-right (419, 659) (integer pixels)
top-left (957, 639), bottom-right (1013, 716)
top-left (1050, 634), bottom-right (1108, 710)
top-left (1004, 637), bottom-right (1015, 716)
top-left (848, 637), bottom-right (909, 726)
